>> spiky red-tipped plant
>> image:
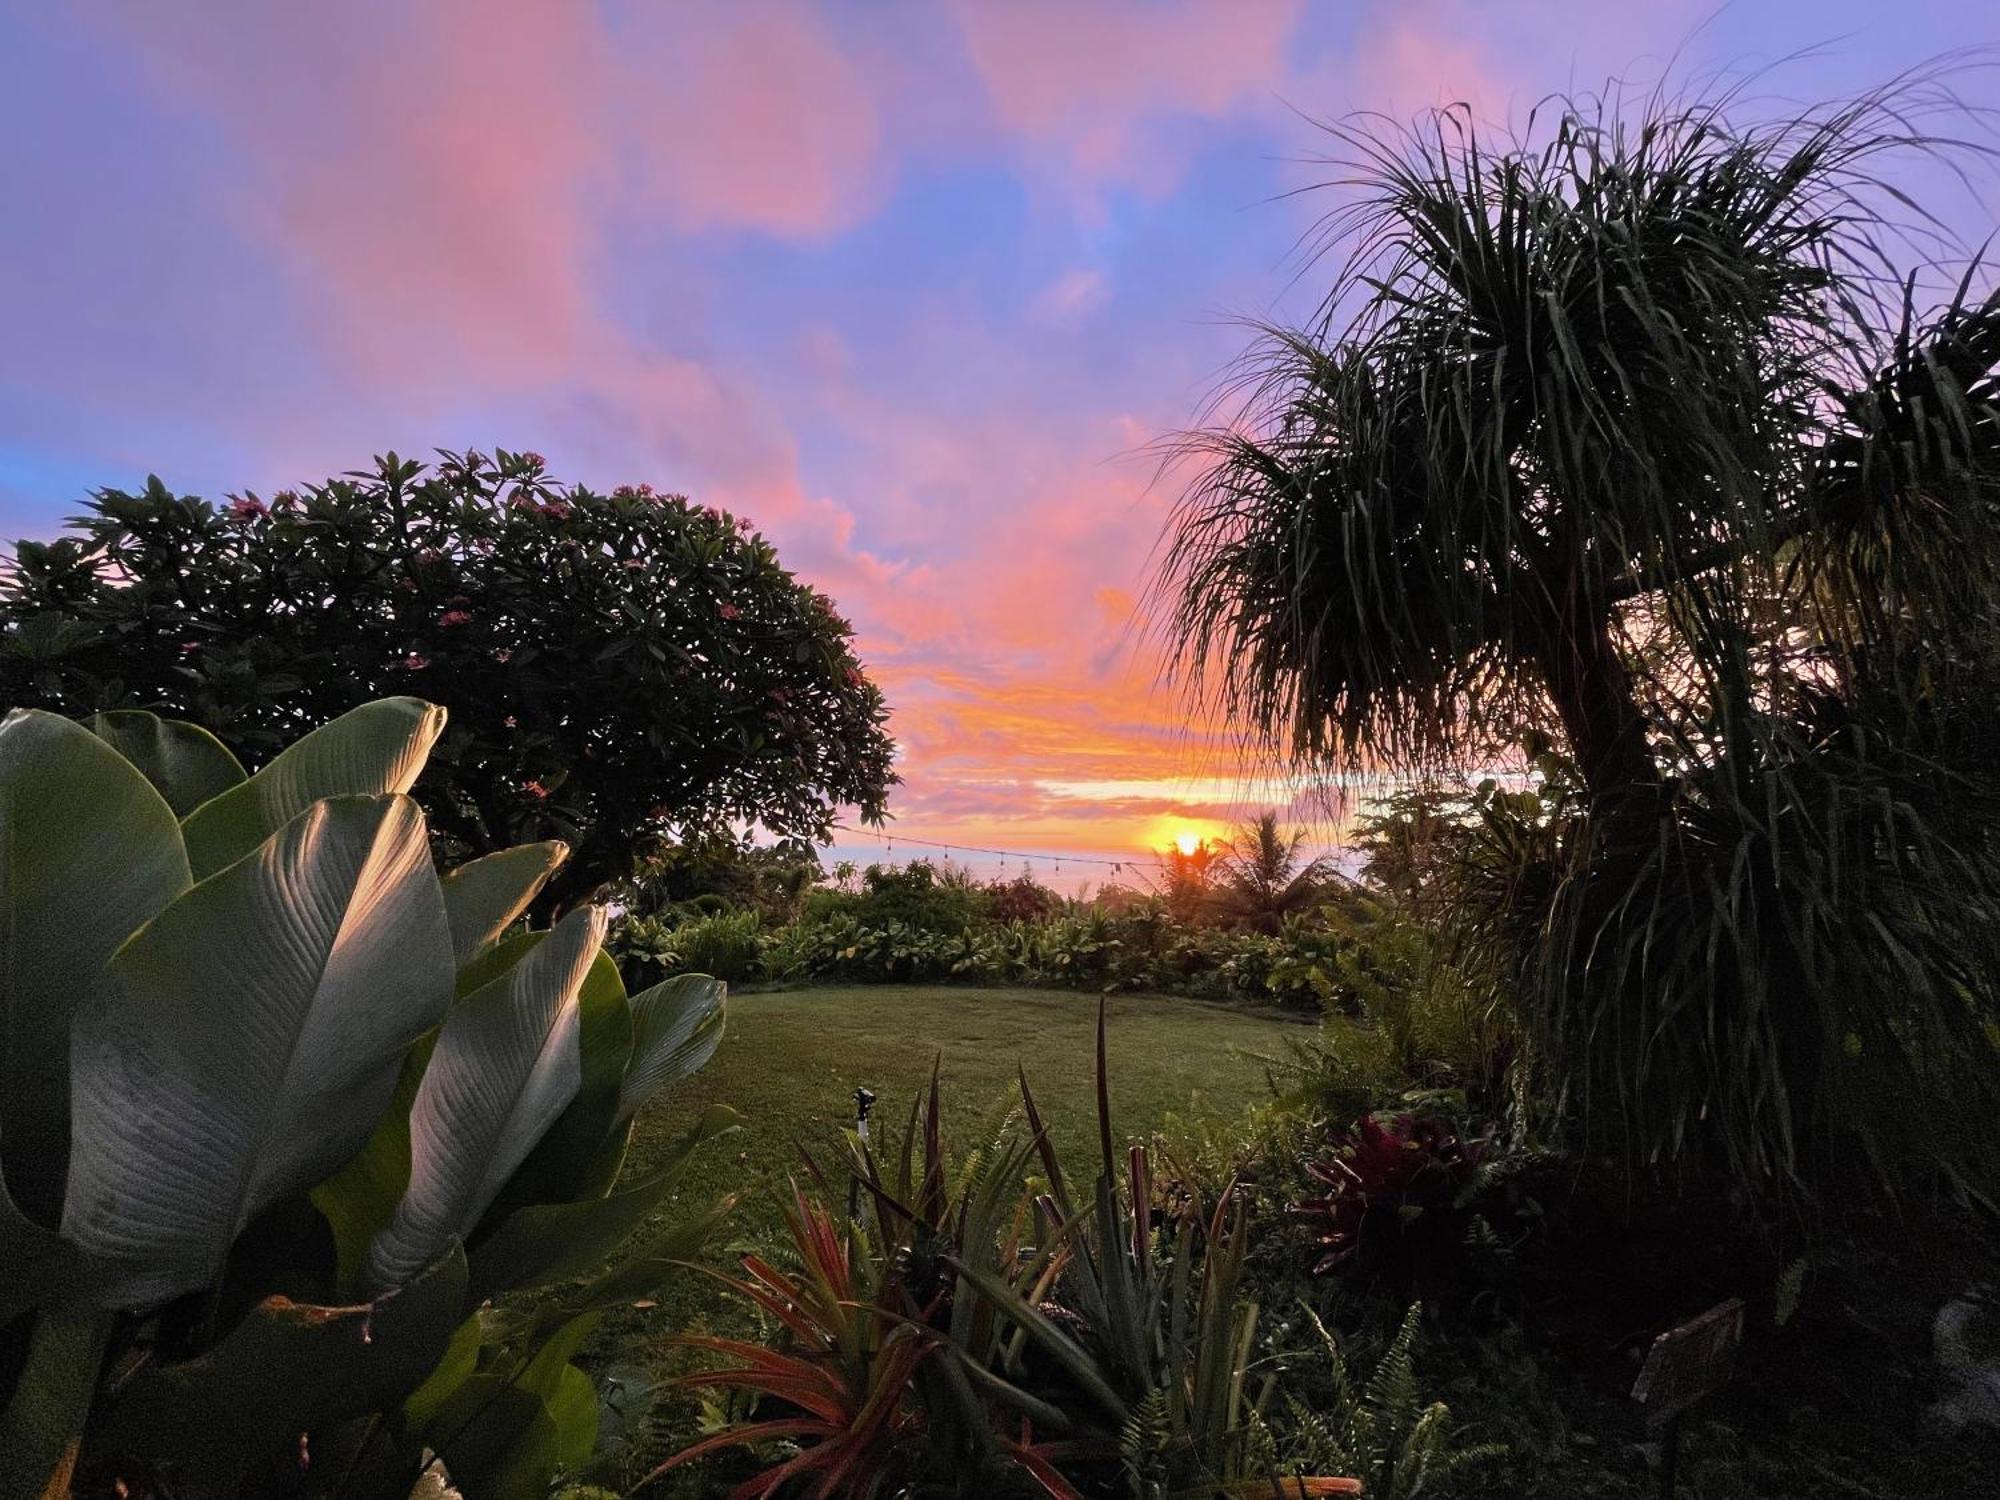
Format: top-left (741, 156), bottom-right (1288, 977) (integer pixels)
top-left (1294, 1111), bottom-right (1490, 1285)
top-left (648, 1184), bottom-right (938, 1499)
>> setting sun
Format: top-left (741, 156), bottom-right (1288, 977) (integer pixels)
top-left (1174, 831), bottom-right (1202, 856)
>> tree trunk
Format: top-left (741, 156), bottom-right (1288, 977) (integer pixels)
top-left (1544, 591), bottom-right (1657, 802)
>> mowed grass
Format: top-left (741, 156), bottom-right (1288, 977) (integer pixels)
top-left (580, 985), bottom-right (1305, 1364)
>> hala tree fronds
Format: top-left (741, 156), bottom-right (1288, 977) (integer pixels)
top-left (0, 449), bottom-right (897, 914)
top-left (1155, 69), bottom-right (2000, 793)
top-left (1156, 68), bottom-right (2000, 1198)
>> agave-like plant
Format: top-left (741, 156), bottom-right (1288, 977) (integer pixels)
top-left (657, 1019), bottom-right (1364, 1498)
top-left (0, 698), bottom-right (735, 1499)
top-left (950, 1007), bottom-right (1363, 1499)
top-left (1155, 70), bottom-right (2000, 1196)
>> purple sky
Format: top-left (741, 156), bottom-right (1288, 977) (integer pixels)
top-left (4, 2), bottom-right (1995, 882)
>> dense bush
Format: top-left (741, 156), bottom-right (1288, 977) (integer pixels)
top-left (619, 907), bottom-right (764, 986)
top-left (0, 449), bottom-right (896, 914)
top-left (801, 857), bottom-right (984, 935)
top-left (0, 698), bottom-right (733, 1498)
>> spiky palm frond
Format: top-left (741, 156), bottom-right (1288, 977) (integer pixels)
top-left (1156, 70), bottom-right (2000, 1197)
top-left (1209, 811), bottom-right (1342, 934)
top-left (1157, 70), bottom-right (2000, 787)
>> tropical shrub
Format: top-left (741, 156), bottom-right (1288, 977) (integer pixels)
top-left (0, 448), bottom-right (896, 914)
top-left (802, 857), bottom-right (984, 936)
top-left (0, 697), bottom-right (734, 1499)
top-left (619, 907), bottom-right (764, 986)
top-left (981, 870), bottom-right (1063, 923)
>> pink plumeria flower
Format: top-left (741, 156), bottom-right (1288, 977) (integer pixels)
top-left (438, 608), bottom-right (473, 627)
top-left (521, 779), bottom-right (549, 800)
top-left (493, 647), bottom-right (513, 664)
top-left (227, 495), bottom-right (268, 520)
top-left (403, 653), bottom-right (429, 671)
top-left (718, 602), bottom-right (741, 620)
top-left (504, 714), bottom-right (518, 728)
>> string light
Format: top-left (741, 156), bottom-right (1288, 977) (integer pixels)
top-left (843, 827), bottom-right (1169, 872)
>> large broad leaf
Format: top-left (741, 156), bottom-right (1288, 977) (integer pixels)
top-left (179, 697), bottom-right (445, 880)
top-left (310, 1035), bottom-right (437, 1300)
top-left (425, 1312), bottom-right (601, 1500)
top-left (0, 708), bottom-right (190, 1223)
top-left (618, 973), bottom-right (726, 1122)
top-left (0, 1162), bottom-right (86, 1325)
top-left (467, 1105), bottom-right (740, 1304)
top-left (440, 841), bottom-right (570, 967)
top-left (63, 794), bottom-right (455, 1308)
top-left (81, 710), bottom-right (247, 817)
top-left (477, 944), bottom-right (633, 1221)
top-left (366, 907), bottom-right (607, 1291)
top-left (0, 1302), bottom-right (113, 1500)
top-left (94, 1245), bottom-right (468, 1472)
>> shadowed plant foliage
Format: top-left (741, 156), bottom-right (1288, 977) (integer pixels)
top-left (1156, 69), bottom-right (2000, 1199)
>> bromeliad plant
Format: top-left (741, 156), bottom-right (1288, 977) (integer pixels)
top-left (1293, 1113), bottom-right (1491, 1294)
top-left (0, 697), bottom-right (734, 1499)
top-left (662, 1010), bottom-right (1363, 1498)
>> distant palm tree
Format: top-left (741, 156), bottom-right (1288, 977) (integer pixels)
top-left (1210, 811), bottom-right (1340, 933)
top-left (1154, 71), bottom-right (2000, 1195)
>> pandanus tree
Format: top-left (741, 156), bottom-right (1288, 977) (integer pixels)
top-left (1156, 74), bottom-right (2000, 1196)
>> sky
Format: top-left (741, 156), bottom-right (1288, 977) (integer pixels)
top-left (3, 1), bottom-right (1996, 887)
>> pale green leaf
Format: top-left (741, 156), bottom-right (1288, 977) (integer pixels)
top-left (467, 1105), bottom-right (740, 1303)
top-left (367, 907), bottom-right (606, 1290)
top-left (0, 709), bottom-right (190, 1223)
top-left (440, 841), bottom-right (569, 967)
top-left (64, 794), bottom-right (454, 1308)
top-left (82, 709), bottom-right (246, 817)
top-left (618, 973), bottom-right (726, 1122)
top-left (179, 697), bottom-right (445, 880)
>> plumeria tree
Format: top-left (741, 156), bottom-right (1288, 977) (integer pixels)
top-left (0, 449), bottom-right (896, 912)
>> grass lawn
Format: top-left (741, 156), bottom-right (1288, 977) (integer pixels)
top-left (578, 984), bottom-right (1306, 1366)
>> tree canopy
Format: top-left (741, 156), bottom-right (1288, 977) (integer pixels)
top-left (0, 449), bottom-right (896, 911)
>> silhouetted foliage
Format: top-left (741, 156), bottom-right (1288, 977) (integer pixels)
top-left (0, 449), bottom-right (896, 913)
top-left (1158, 73), bottom-right (2000, 1198)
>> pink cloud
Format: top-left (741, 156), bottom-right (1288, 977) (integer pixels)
top-left (1033, 267), bottom-right (1111, 320)
top-left (622, 0), bottom-right (882, 237)
top-left (951, 0), bottom-right (1304, 187)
